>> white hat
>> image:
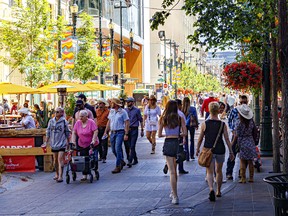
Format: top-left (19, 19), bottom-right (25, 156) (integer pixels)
top-left (18, 108), bottom-right (31, 115)
top-left (97, 98), bottom-right (109, 106)
top-left (236, 104), bottom-right (253, 120)
top-left (208, 92), bottom-right (215, 97)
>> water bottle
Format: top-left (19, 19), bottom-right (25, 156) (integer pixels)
top-left (102, 134), bottom-right (108, 140)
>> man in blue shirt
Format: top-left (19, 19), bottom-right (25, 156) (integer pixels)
top-left (103, 98), bottom-right (130, 174)
top-left (124, 97), bottom-right (144, 167)
top-left (226, 94), bottom-right (248, 180)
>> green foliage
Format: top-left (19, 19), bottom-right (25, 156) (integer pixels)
top-left (71, 13), bottom-right (112, 82)
top-left (178, 64), bottom-right (222, 93)
top-left (150, 0), bottom-right (276, 63)
top-left (0, 0), bottom-right (66, 87)
top-left (36, 102), bottom-right (53, 128)
top-left (65, 94), bottom-right (76, 117)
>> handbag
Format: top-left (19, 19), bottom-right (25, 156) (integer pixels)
top-left (198, 122), bottom-right (224, 167)
top-left (189, 114), bottom-right (198, 127)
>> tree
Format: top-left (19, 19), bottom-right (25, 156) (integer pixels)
top-left (278, 0), bottom-right (288, 174)
top-left (178, 64), bottom-right (222, 93)
top-left (0, 0), bottom-right (65, 87)
top-left (70, 13), bottom-right (112, 82)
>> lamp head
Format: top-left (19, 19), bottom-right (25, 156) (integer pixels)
top-left (70, 3), bottom-right (78, 13)
top-left (158, 30), bottom-right (165, 39)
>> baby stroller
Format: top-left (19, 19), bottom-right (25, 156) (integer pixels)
top-left (254, 146), bottom-right (262, 172)
top-left (65, 143), bottom-right (100, 184)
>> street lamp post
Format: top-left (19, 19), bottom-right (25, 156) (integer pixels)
top-left (98, 0), bottom-right (104, 97)
top-left (70, 2), bottom-right (78, 38)
top-left (158, 31), bottom-right (168, 84)
top-left (260, 35), bottom-right (273, 156)
top-left (57, 0), bottom-right (63, 80)
top-left (113, 1), bottom-right (133, 94)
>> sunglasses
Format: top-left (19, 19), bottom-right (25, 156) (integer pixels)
top-left (56, 111), bottom-right (61, 113)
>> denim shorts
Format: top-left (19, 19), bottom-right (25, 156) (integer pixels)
top-left (163, 138), bottom-right (179, 158)
top-left (212, 154), bottom-right (225, 163)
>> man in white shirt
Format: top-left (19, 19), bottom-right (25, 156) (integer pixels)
top-left (227, 92), bottom-right (236, 110)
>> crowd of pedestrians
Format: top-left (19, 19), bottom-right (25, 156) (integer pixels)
top-left (1, 90), bottom-right (261, 206)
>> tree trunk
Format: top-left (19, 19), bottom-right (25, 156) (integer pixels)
top-left (271, 32), bottom-right (281, 172)
top-left (278, 0), bottom-right (288, 174)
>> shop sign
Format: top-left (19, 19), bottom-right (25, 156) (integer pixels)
top-left (0, 138), bottom-right (35, 172)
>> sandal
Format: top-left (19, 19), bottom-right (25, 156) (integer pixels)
top-left (209, 190), bottom-right (216, 202)
top-left (56, 179), bottom-right (63, 183)
top-left (216, 192), bottom-right (222, 197)
top-left (80, 178), bottom-right (87, 182)
top-left (53, 176), bottom-right (58, 180)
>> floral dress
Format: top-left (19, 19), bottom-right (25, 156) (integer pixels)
top-left (236, 120), bottom-right (257, 160)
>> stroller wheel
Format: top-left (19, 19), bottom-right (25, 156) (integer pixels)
top-left (72, 172), bottom-right (77, 181)
top-left (89, 174), bottom-right (93, 183)
top-left (95, 171), bottom-right (100, 180)
top-left (66, 174), bottom-right (70, 184)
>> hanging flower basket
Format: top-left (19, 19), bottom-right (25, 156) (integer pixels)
top-left (222, 62), bottom-right (262, 93)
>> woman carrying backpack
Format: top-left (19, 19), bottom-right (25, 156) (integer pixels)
top-left (182, 97), bottom-right (199, 160)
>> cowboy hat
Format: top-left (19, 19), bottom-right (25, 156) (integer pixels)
top-left (97, 98), bottom-right (109, 106)
top-left (111, 98), bottom-right (122, 106)
top-left (208, 92), bottom-right (215, 97)
top-left (18, 108), bottom-right (31, 115)
top-left (236, 104), bottom-right (253, 120)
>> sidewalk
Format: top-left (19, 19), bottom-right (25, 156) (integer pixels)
top-left (0, 134), bottom-right (275, 216)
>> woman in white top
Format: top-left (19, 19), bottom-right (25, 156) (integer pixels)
top-left (144, 95), bottom-right (161, 154)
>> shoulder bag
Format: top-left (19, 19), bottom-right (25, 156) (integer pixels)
top-left (176, 116), bottom-right (186, 163)
top-left (198, 121), bottom-right (224, 167)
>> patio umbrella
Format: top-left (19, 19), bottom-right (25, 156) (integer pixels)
top-left (84, 82), bottom-right (120, 91)
top-left (37, 80), bottom-right (92, 93)
top-left (0, 82), bottom-right (42, 94)
top-left (0, 82), bottom-right (42, 124)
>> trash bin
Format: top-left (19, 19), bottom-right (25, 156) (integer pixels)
top-left (263, 174), bottom-right (288, 216)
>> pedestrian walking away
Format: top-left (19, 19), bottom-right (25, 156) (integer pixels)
top-left (124, 97), bottom-right (144, 167)
top-left (226, 94), bottom-right (249, 180)
top-left (103, 98), bottom-right (130, 174)
top-left (96, 98), bottom-right (110, 163)
top-left (196, 102), bottom-right (234, 201)
top-left (201, 92), bottom-right (218, 119)
top-left (158, 100), bottom-right (187, 205)
top-left (44, 107), bottom-right (70, 183)
top-left (144, 95), bottom-right (161, 154)
top-left (71, 110), bottom-right (99, 182)
top-left (182, 97), bottom-right (199, 160)
top-left (232, 104), bottom-right (257, 183)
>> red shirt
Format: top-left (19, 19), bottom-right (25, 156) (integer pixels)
top-left (201, 97), bottom-right (219, 113)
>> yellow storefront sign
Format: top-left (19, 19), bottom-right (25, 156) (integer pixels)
top-left (118, 58), bottom-right (127, 73)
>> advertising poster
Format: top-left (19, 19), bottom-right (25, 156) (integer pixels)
top-left (0, 138), bottom-right (35, 172)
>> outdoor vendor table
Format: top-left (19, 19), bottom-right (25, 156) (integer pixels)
top-left (0, 114), bottom-right (21, 124)
top-left (0, 128), bottom-right (46, 172)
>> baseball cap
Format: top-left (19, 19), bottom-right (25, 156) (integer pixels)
top-left (126, 97), bottom-right (135, 102)
top-left (76, 94), bottom-right (87, 100)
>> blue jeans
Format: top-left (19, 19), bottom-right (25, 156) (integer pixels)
top-left (110, 130), bottom-right (124, 167)
top-left (226, 135), bottom-right (237, 176)
top-left (125, 128), bottom-right (139, 163)
top-left (185, 126), bottom-right (196, 160)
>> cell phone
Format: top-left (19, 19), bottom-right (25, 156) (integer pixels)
top-left (102, 134), bottom-right (108, 140)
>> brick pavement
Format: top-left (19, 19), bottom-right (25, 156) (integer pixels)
top-left (0, 126), bottom-right (276, 216)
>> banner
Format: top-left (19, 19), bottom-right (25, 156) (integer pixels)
top-left (0, 138), bottom-right (35, 172)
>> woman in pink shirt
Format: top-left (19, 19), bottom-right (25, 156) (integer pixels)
top-left (72, 110), bottom-right (99, 181)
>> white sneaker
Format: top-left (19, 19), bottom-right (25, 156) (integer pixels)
top-left (171, 196), bottom-right (179, 205)
top-left (169, 192), bottom-right (173, 199)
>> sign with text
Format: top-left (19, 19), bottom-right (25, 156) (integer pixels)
top-left (0, 138), bottom-right (35, 172)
